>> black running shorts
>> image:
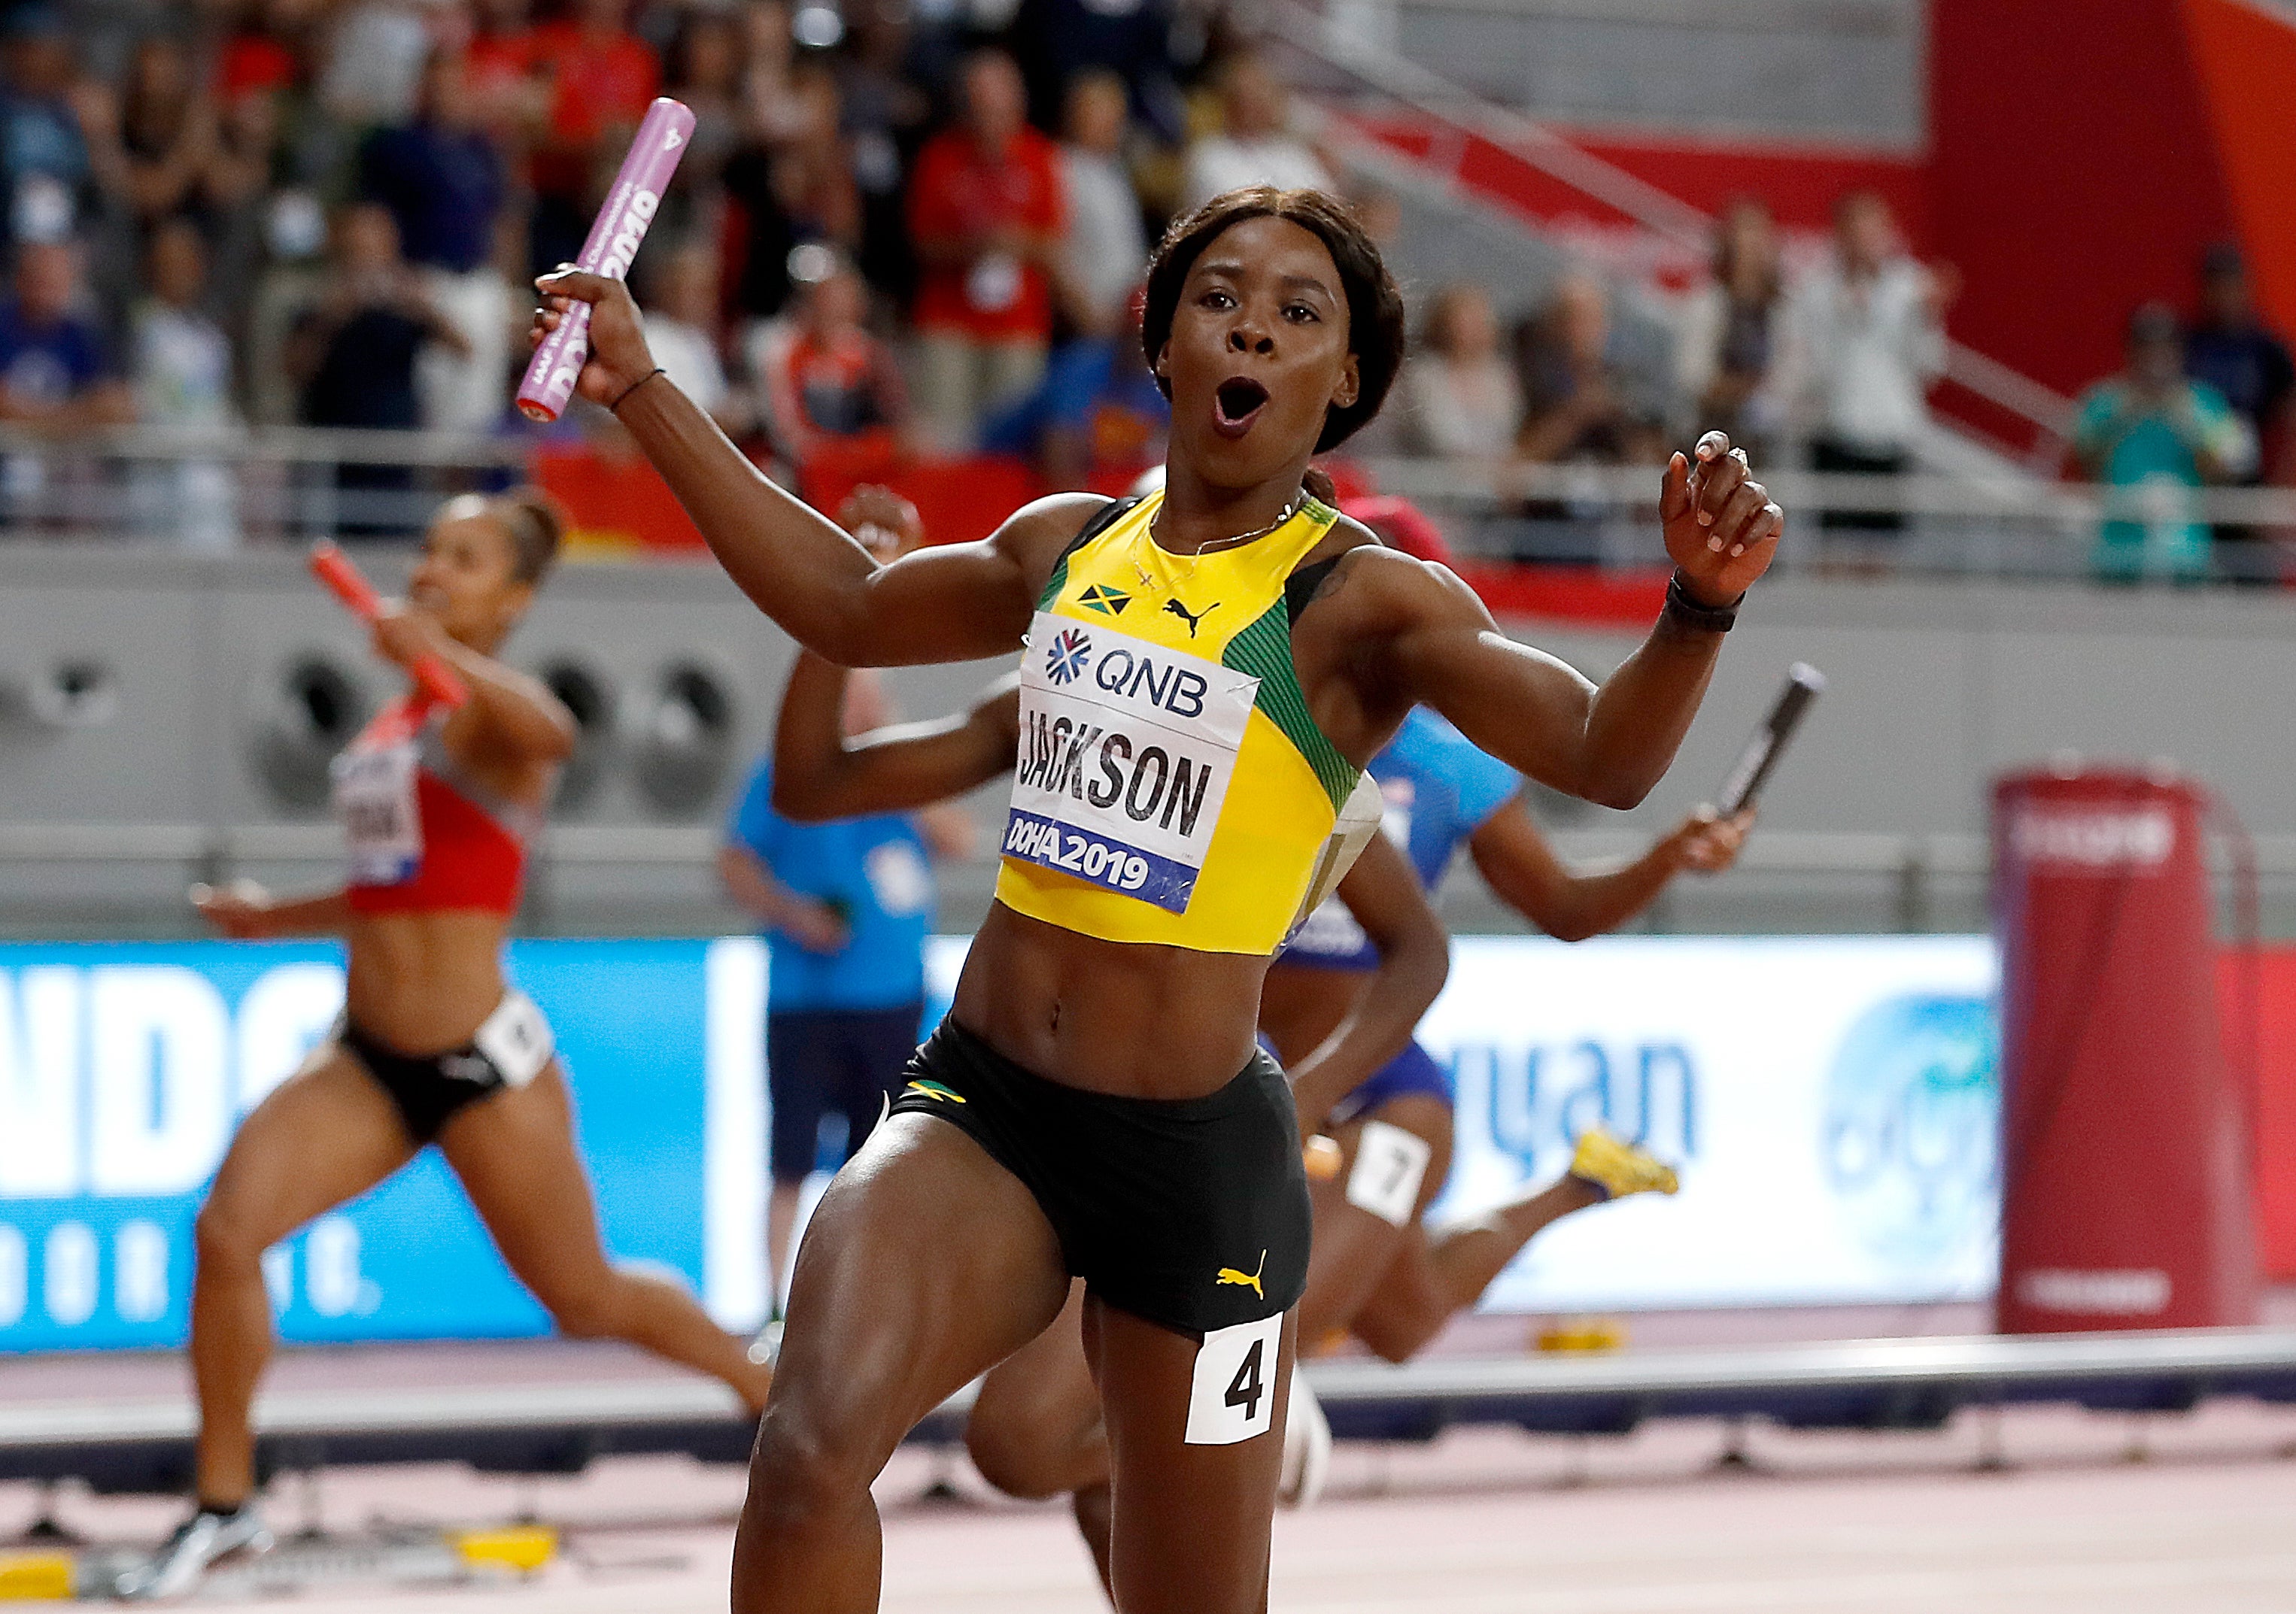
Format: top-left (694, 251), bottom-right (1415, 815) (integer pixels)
top-left (339, 993), bottom-right (554, 1144)
top-left (888, 1018), bottom-right (1311, 1342)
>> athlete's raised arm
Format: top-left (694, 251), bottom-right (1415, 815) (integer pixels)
top-left (1285, 832), bottom-right (1450, 1136)
top-left (1322, 432), bottom-right (1780, 809)
top-left (372, 605), bottom-right (576, 765)
top-left (530, 272), bottom-right (1094, 666)
top-left (772, 654), bottom-right (1022, 822)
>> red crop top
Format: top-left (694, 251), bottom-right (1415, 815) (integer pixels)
top-left (334, 699), bottom-right (539, 916)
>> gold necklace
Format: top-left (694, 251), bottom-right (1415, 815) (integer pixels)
top-left (1137, 492), bottom-right (1299, 589)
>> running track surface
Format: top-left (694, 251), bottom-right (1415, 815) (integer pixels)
top-left (9, 1400), bottom-right (2296, 1611)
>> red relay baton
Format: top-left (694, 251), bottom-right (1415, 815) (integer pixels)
top-left (309, 540), bottom-right (468, 711)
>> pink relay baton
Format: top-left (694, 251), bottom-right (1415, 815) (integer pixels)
top-left (516, 97), bottom-right (697, 423)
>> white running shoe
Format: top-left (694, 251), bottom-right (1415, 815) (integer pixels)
top-left (1277, 1373), bottom-right (1332, 1510)
top-left (114, 1502), bottom-right (273, 1600)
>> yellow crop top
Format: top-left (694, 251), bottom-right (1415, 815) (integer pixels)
top-left (994, 491), bottom-right (1363, 955)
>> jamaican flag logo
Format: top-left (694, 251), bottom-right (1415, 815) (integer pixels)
top-left (1078, 584), bottom-right (1131, 615)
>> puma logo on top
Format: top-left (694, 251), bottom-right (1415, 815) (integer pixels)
top-left (1164, 598), bottom-right (1218, 637)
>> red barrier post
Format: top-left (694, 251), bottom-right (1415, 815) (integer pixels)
top-left (1993, 765), bottom-right (2259, 1333)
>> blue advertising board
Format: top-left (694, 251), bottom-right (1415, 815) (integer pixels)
top-left (0, 941), bottom-right (738, 1353)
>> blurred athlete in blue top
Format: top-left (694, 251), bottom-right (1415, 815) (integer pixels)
top-left (718, 500), bottom-right (973, 1320)
top-left (1256, 492), bottom-right (1749, 1391)
top-left (1265, 701), bottom-right (1748, 1383)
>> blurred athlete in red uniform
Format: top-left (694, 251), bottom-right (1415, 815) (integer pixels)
top-left (124, 491), bottom-right (773, 1600)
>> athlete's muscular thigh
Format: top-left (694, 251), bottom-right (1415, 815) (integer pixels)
top-left (1087, 1296), bottom-right (1290, 1614)
top-left (1307, 1094), bottom-right (1454, 1325)
top-left (1344, 1096), bottom-right (1459, 1358)
top-left (759, 1113), bottom-right (1071, 1476)
top-left (435, 1064), bottom-right (616, 1307)
top-left (201, 1047), bottom-right (416, 1256)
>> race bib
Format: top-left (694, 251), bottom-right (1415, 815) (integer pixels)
top-left (332, 708), bottom-right (424, 886)
top-left (1185, 1314), bottom-right (1283, 1446)
top-left (472, 992), bottom-right (554, 1088)
top-left (1003, 611), bottom-right (1258, 914)
top-left (1346, 1119), bottom-right (1433, 1227)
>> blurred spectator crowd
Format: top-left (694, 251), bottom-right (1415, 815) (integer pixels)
top-left (0, 0), bottom-right (2284, 581)
top-left (1395, 190), bottom-right (2291, 581)
top-left (0, 0), bottom-right (1338, 509)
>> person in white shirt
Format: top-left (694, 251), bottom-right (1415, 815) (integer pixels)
top-left (1399, 282), bottom-right (1521, 460)
top-left (1055, 69), bottom-right (1146, 335)
top-left (1781, 190), bottom-right (1949, 536)
top-left (130, 218), bottom-right (239, 551)
top-left (639, 240), bottom-right (744, 435)
top-left (1180, 49), bottom-right (1335, 212)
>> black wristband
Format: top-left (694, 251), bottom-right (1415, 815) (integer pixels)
top-left (609, 366), bottom-right (666, 413)
top-left (1662, 569), bottom-right (1742, 633)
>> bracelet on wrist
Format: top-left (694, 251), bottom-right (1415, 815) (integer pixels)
top-left (1662, 569), bottom-right (1742, 633)
top-left (609, 367), bottom-right (667, 413)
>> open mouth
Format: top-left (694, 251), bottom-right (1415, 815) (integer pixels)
top-left (1212, 376), bottom-right (1270, 438)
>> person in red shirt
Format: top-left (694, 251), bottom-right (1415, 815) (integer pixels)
top-left (752, 254), bottom-right (910, 475)
top-left (904, 49), bottom-right (1065, 454)
top-left (524, 0), bottom-right (658, 273)
top-left (464, 0), bottom-right (548, 153)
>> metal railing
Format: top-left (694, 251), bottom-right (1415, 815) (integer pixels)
top-left (9, 821), bottom-right (2296, 940)
top-left (1357, 457), bottom-right (2296, 583)
top-left (0, 424), bottom-right (530, 548)
top-left (0, 426), bottom-right (2285, 585)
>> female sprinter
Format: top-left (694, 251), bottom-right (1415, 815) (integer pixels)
top-left (534, 184), bottom-right (1781, 1612)
top-left (761, 490), bottom-right (1751, 1588)
top-left (1271, 716), bottom-right (1748, 1371)
top-left (125, 492), bottom-right (773, 1600)
top-left (761, 484), bottom-right (1450, 1587)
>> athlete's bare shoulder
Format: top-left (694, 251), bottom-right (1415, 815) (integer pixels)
top-left (1295, 516), bottom-right (1481, 638)
top-left (989, 492), bottom-right (1115, 597)
top-left (1289, 523), bottom-right (1497, 758)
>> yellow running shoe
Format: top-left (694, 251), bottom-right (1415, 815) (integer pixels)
top-left (1568, 1128), bottom-right (1680, 1200)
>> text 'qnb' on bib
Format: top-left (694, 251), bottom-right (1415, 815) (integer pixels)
top-left (1003, 611), bottom-right (1259, 914)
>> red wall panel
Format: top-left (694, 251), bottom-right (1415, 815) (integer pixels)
top-left (1345, 115), bottom-right (1927, 247)
top-left (1929, 0), bottom-right (2237, 398)
top-left (2182, 0), bottom-right (2296, 344)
